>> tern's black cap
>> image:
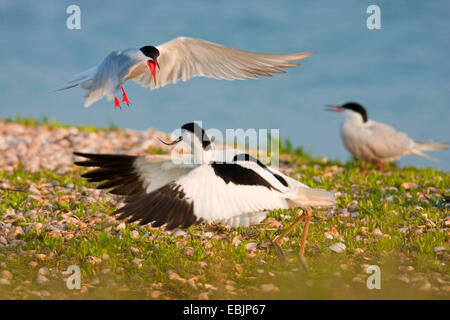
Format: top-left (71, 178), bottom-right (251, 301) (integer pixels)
top-left (341, 102), bottom-right (368, 122)
top-left (139, 46), bottom-right (159, 59)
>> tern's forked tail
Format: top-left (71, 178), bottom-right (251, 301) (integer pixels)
top-left (410, 140), bottom-right (450, 162)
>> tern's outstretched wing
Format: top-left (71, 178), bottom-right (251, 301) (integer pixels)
top-left (125, 37), bottom-right (313, 89)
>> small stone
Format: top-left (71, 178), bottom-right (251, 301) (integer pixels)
top-left (40, 290), bottom-right (50, 297)
top-left (86, 256), bottom-right (101, 264)
top-left (419, 281), bottom-right (431, 291)
top-left (36, 275), bottom-right (48, 285)
top-left (173, 230), bottom-right (187, 237)
top-left (131, 230), bottom-right (140, 240)
top-left (198, 292), bottom-right (209, 300)
top-left (352, 276), bottom-right (365, 284)
top-left (397, 275), bottom-right (410, 283)
top-left (184, 247), bottom-right (194, 255)
top-left (0, 278), bottom-right (11, 285)
top-left (329, 242), bottom-right (346, 253)
top-left (433, 246), bottom-right (446, 253)
top-left (80, 286), bottom-right (88, 294)
top-left (372, 228), bottom-right (383, 236)
top-left (102, 253), bottom-right (110, 260)
top-left (38, 267), bottom-right (49, 276)
top-left (150, 290), bottom-right (161, 298)
top-left (324, 232), bottom-right (334, 240)
top-left (232, 236), bottom-right (242, 247)
top-left (398, 227), bottom-right (408, 233)
top-left (116, 222), bottom-right (126, 231)
top-left (354, 248), bottom-right (364, 254)
top-left (167, 270), bottom-right (185, 282)
top-left (1, 270), bottom-right (13, 280)
top-left (351, 211), bottom-right (360, 218)
top-left (204, 284), bottom-right (217, 291)
top-left (202, 232), bottom-right (213, 239)
top-left (245, 242), bottom-right (257, 251)
top-left (401, 182), bottom-right (418, 190)
top-left (260, 283), bottom-right (279, 292)
top-left (34, 254), bottom-right (46, 261)
top-left (225, 284), bottom-right (235, 291)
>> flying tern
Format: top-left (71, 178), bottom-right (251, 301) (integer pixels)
top-left (57, 37), bottom-right (313, 108)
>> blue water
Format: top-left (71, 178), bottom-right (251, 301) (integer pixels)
top-left (1, 0), bottom-right (449, 171)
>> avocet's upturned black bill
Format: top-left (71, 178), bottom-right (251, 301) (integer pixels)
top-left (327, 102), bottom-right (449, 169)
top-left (56, 37), bottom-right (313, 108)
top-left (74, 122), bottom-right (336, 267)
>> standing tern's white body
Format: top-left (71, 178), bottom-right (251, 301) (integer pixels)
top-left (74, 122), bottom-right (336, 267)
top-left (328, 102), bottom-right (449, 169)
top-left (58, 37), bottom-right (313, 108)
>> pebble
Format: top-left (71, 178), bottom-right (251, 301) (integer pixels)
top-left (398, 227), bottom-right (408, 233)
top-left (372, 228), bottom-right (383, 236)
top-left (86, 256), bottom-right (101, 264)
top-left (402, 182), bottom-right (418, 190)
top-left (131, 230), bottom-right (140, 240)
top-left (0, 278), bottom-right (11, 285)
top-left (245, 242), bottom-right (257, 251)
top-left (260, 283), bottom-right (279, 292)
top-left (0, 120), bottom-right (170, 173)
top-left (329, 242), bottom-right (346, 253)
top-left (232, 236), bottom-right (242, 247)
top-left (38, 267), bottom-right (49, 276)
top-left (116, 222), bottom-right (126, 231)
top-left (173, 230), bottom-right (187, 237)
top-left (198, 292), bottom-right (209, 300)
top-left (1, 270), bottom-right (13, 280)
top-left (80, 286), bottom-right (89, 294)
top-left (36, 275), bottom-right (48, 285)
top-left (433, 246), bottom-right (446, 253)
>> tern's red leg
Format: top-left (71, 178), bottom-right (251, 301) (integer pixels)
top-left (114, 96), bottom-right (121, 109)
top-left (378, 162), bottom-right (384, 171)
top-left (121, 85), bottom-right (130, 106)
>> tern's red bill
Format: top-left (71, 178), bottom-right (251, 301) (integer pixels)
top-left (147, 60), bottom-right (158, 84)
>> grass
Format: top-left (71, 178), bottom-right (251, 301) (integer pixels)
top-left (0, 120), bottom-right (448, 300)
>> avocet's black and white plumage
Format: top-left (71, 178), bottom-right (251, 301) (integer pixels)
top-left (327, 102), bottom-right (449, 169)
top-left (57, 37), bottom-right (313, 108)
top-left (74, 122), bottom-right (336, 267)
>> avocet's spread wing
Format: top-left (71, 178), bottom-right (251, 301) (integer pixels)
top-left (126, 37), bottom-right (313, 89)
top-left (115, 162), bottom-right (290, 228)
top-left (73, 152), bottom-right (194, 198)
top-left (115, 159), bottom-right (335, 229)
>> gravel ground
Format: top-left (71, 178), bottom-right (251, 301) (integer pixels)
top-left (0, 120), bottom-right (171, 174)
top-left (0, 119), bottom-right (448, 299)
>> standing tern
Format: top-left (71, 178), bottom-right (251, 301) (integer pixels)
top-left (74, 122), bottom-right (336, 267)
top-left (327, 102), bottom-right (449, 169)
top-left (57, 37), bottom-right (313, 108)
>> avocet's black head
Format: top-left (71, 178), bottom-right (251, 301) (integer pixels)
top-left (181, 122), bottom-right (212, 150)
top-left (158, 122), bottom-right (212, 150)
top-left (139, 46), bottom-right (159, 60)
top-left (341, 102), bottom-right (368, 122)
